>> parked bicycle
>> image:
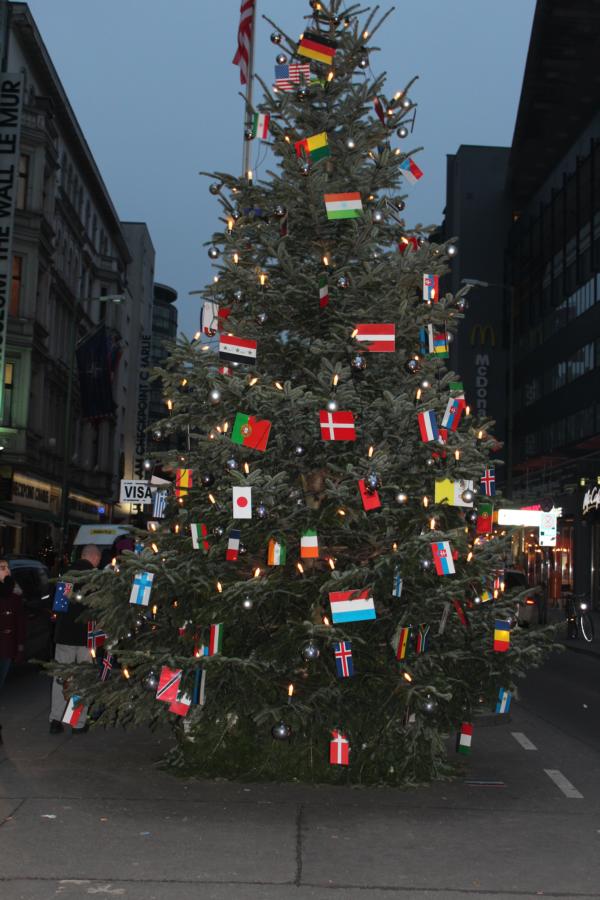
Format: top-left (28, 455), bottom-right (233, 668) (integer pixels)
top-left (564, 593), bottom-right (594, 642)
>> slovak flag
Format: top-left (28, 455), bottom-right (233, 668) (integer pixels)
top-left (329, 729), bottom-right (350, 766)
top-left (423, 274), bottom-right (439, 303)
top-left (319, 410), bottom-right (356, 441)
top-left (333, 641), bottom-right (354, 678)
top-left (355, 323), bottom-right (395, 352)
top-left (431, 541), bottom-right (455, 576)
top-left (399, 156), bottom-right (423, 184)
top-left (417, 410), bottom-right (440, 443)
top-left (480, 467), bottom-right (496, 496)
top-left (441, 397), bottom-right (466, 431)
top-left (62, 695), bottom-right (85, 727)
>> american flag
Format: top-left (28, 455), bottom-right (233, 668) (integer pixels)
top-left (274, 63), bottom-right (312, 92)
top-left (232, 0), bottom-right (255, 85)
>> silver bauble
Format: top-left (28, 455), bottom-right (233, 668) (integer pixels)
top-left (373, 210), bottom-right (384, 223)
top-left (326, 399), bottom-right (338, 412)
top-left (244, 128), bottom-right (254, 141)
top-left (461, 489), bottom-right (475, 504)
top-left (276, 53), bottom-right (288, 65)
top-left (294, 445), bottom-right (306, 457)
top-left (144, 672), bottom-right (159, 691)
top-left (404, 358), bottom-right (419, 374)
top-left (336, 274), bottom-right (350, 289)
top-left (143, 459), bottom-right (152, 470)
top-left (208, 246), bottom-right (220, 259)
top-left (401, 97), bottom-right (412, 109)
top-left (233, 289), bottom-right (244, 302)
top-left (299, 160), bottom-right (310, 176)
top-left (346, 138), bottom-right (356, 150)
top-left (209, 182), bottom-right (221, 195)
top-left (201, 472), bottom-right (215, 487)
top-left (420, 379), bottom-right (430, 389)
top-left (301, 642), bottom-right (320, 661)
top-left (358, 55), bottom-right (369, 68)
top-left (446, 244), bottom-right (458, 257)
top-left (465, 509), bottom-right (478, 525)
top-left (270, 31), bottom-right (282, 44)
top-left (213, 525), bottom-right (225, 537)
top-left (271, 721), bottom-right (292, 740)
top-left (397, 126), bottom-right (409, 138)
top-left (226, 457), bottom-right (239, 470)
top-left (256, 503), bottom-right (268, 519)
top-left (209, 388), bottom-right (222, 404)
top-left (351, 354), bottom-right (367, 372)
top-left (152, 429), bottom-right (162, 441)
top-left (395, 198), bottom-right (406, 211)
top-left (242, 596), bottom-right (254, 610)
top-left (421, 558), bottom-right (431, 570)
top-left (256, 311), bottom-right (268, 325)
top-left (365, 472), bottom-right (380, 493)
top-left (296, 86), bottom-right (309, 101)
top-left (273, 204), bottom-right (287, 218)
top-left (421, 695), bottom-right (437, 714)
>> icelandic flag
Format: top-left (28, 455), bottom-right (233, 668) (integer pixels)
top-left (333, 641), bottom-right (354, 678)
top-left (417, 410), bottom-right (440, 443)
top-left (457, 722), bottom-right (473, 754)
top-left (53, 581), bottom-right (73, 613)
top-left (431, 541), bottom-right (455, 575)
top-left (480, 467), bottom-right (496, 496)
top-left (62, 696), bottom-right (85, 727)
top-left (441, 397), bottom-right (466, 431)
top-left (129, 571), bottom-right (154, 606)
top-left (329, 588), bottom-right (376, 623)
top-left (496, 688), bottom-right (512, 714)
top-left (423, 274), bottom-right (439, 303)
top-left (156, 666), bottom-right (182, 703)
top-left (399, 157), bottom-right (423, 184)
top-left (226, 529), bottom-right (241, 561)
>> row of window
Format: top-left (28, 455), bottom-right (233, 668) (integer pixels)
top-left (522, 401), bottom-right (599, 457)
top-left (516, 272), bottom-right (600, 355)
top-left (518, 338), bottom-right (598, 410)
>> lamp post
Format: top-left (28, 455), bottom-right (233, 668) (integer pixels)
top-left (58, 293), bottom-right (126, 561)
top-left (461, 278), bottom-right (516, 498)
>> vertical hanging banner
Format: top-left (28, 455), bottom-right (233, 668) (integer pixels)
top-left (0, 73), bottom-right (24, 422)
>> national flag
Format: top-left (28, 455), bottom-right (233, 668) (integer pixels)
top-left (395, 626), bottom-right (410, 660)
top-left (100, 653), bottom-right (113, 681)
top-left (324, 192), bottom-right (363, 220)
top-left (231, 412), bottom-right (271, 452)
top-left (201, 300), bottom-right (219, 336)
top-left (226, 529), bottom-right (241, 561)
top-left (300, 528), bottom-right (319, 559)
top-left (476, 501), bottom-right (494, 535)
top-left (219, 335), bottom-right (257, 366)
top-left (329, 729), bottom-right (350, 766)
top-left (392, 567), bottom-right (403, 598)
top-left (496, 688), bottom-right (512, 714)
top-left (319, 410), bottom-right (356, 441)
top-left (373, 96), bottom-right (386, 124)
top-left (449, 381), bottom-right (464, 395)
top-left (319, 273), bottom-right (329, 309)
top-left (274, 62), bottom-right (312, 92)
top-left (399, 156), bottom-right (424, 184)
top-left (156, 666), bottom-right (182, 703)
top-left (425, 324), bottom-right (449, 357)
top-left (232, 0), bottom-right (255, 85)
top-left (452, 598), bottom-right (470, 628)
top-left (298, 31), bottom-right (337, 65)
top-left (87, 621), bottom-right (106, 651)
top-left (480, 467), bottom-right (496, 497)
top-left (493, 619), bottom-right (511, 653)
top-left (129, 571), bottom-right (154, 606)
top-left (192, 669), bottom-right (206, 706)
top-left (267, 538), bottom-right (286, 566)
top-left (438, 602), bottom-right (451, 635)
top-left (250, 112), bottom-right (270, 140)
top-left (191, 523), bottom-right (210, 551)
top-left (431, 541), bottom-right (455, 576)
top-left (417, 410), bottom-right (440, 443)
top-left (355, 323), bottom-right (395, 352)
top-left (62, 695), bottom-right (85, 727)
top-left (329, 588), bottom-right (376, 623)
top-left (152, 489), bottom-right (167, 518)
top-left (441, 396), bottom-right (466, 431)
top-left (233, 485), bottom-right (252, 519)
top-left (175, 468), bottom-right (192, 498)
top-left (208, 623), bottom-right (223, 655)
top-left (295, 131), bottom-right (330, 162)
top-left (399, 235), bottom-right (419, 253)
top-left (52, 581), bottom-right (73, 613)
top-left (457, 722), bottom-right (473, 754)
top-left (358, 478), bottom-right (381, 511)
top-left (219, 365), bottom-right (233, 376)
top-left (434, 478), bottom-right (474, 508)
top-left (333, 641), bottom-right (354, 678)
top-left (415, 624), bottom-right (430, 655)
top-left (169, 690), bottom-right (192, 717)
top-left (423, 274), bottom-right (439, 303)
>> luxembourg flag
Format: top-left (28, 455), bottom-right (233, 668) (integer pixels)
top-left (441, 396), bottom-right (466, 431)
top-left (329, 588), bottom-right (376, 623)
top-left (417, 410), bottom-right (440, 443)
top-left (399, 156), bottom-right (424, 184)
top-left (496, 688), bottom-right (512, 714)
top-left (431, 541), bottom-right (455, 575)
top-left (62, 695), bottom-right (85, 727)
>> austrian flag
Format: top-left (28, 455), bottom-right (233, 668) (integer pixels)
top-left (355, 323), bottom-right (395, 352)
top-left (319, 410), bottom-right (356, 441)
top-left (218, 335), bottom-right (257, 366)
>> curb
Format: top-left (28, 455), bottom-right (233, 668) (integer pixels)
top-left (564, 643), bottom-right (600, 660)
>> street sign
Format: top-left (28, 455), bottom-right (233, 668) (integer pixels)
top-left (539, 513), bottom-right (557, 547)
top-left (119, 479), bottom-right (152, 504)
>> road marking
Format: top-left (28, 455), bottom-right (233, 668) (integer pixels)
top-left (511, 731), bottom-right (537, 751)
top-left (544, 769), bottom-right (583, 799)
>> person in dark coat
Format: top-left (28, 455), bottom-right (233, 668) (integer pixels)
top-left (49, 544), bottom-right (100, 734)
top-left (0, 559), bottom-right (26, 745)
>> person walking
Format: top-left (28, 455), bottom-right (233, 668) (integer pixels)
top-left (49, 544), bottom-right (100, 734)
top-left (0, 559), bottom-right (26, 745)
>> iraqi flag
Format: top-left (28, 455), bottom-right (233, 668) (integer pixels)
top-left (329, 729), bottom-right (350, 766)
top-left (355, 323), bottom-right (395, 352)
top-left (329, 588), bottom-right (375, 623)
top-left (417, 410), bottom-right (440, 443)
top-left (399, 156), bottom-right (424, 184)
top-left (156, 667), bottom-right (182, 703)
top-left (226, 529), bottom-right (240, 561)
top-left (431, 541), bottom-right (455, 575)
top-left (423, 274), bottom-right (439, 303)
top-left (324, 192), bottom-right (363, 220)
top-left (300, 528), bottom-right (319, 559)
top-left (358, 479), bottom-right (381, 511)
top-left (232, 486), bottom-right (252, 519)
top-left (231, 412), bottom-right (271, 451)
top-left (457, 722), bottom-right (473, 754)
top-left (441, 396), bottom-right (466, 431)
top-left (62, 695), bottom-right (85, 727)
top-left (219, 334), bottom-right (257, 365)
top-left (319, 410), bottom-right (356, 441)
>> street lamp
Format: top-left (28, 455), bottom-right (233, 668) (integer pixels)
top-left (58, 293), bottom-right (126, 560)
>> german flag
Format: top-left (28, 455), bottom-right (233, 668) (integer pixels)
top-left (298, 31), bottom-right (337, 65)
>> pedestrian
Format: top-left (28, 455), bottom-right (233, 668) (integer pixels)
top-left (0, 559), bottom-right (26, 745)
top-left (49, 544), bottom-right (101, 734)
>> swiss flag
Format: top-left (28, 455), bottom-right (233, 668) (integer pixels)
top-left (319, 410), bottom-right (356, 441)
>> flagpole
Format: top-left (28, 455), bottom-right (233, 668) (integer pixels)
top-left (241, 1), bottom-right (257, 177)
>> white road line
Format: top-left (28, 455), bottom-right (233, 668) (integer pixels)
top-left (544, 769), bottom-right (583, 799)
top-left (511, 731), bottom-right (537, 751)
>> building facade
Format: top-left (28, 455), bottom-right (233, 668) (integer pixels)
top-left (149, 282), bottom-right (178, 430)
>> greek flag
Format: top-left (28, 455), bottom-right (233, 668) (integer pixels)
top-left (152, 489), bottom-right (167, 518)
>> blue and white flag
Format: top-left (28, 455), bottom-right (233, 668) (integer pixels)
top-left (152, 489), bottom-right (168, 519)
top-left (495, 687), bottom-right (512, 714)
top-left (392, 567), bottom-right (403, 598)
top-left (129, 571), bottom-right (154, 607)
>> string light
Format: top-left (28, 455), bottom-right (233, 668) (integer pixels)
top-left (243, 462), bottom-right (250, 475)
top-left (467, 551), bottom-right (473, 562)
top-left (274, 381), bottom-right (284, 391)
top-left (416, 388), bottom-right (422, 401)
top-left (193, 330), bottom-right (202, 341)
top-left (216, 581), bottom-right (223, 593)
top-left (233, 252), bottom-right (239, 265)
top-left (322, 616), bottom-right (330, 626)
top-left (247, 169), bottom-right (253, 184)
top-left (454, 450), bottom-right (460, 461)
top-left (253, 567), bottom-right (261, 578)
top-left (173, 523), bottom-right (180, 535)
top-left (322, 254), bottom-right (329, 267)
top-left (223, 421), bottom-right (229, 433)
top-left (152, 604), bottom-right (158, 617)
top-left (208, 493), bottom-right (216, 505)
top-left (166, 399), bottom-right (173, 411)
top-left (477, 430), bottom-right (483, 440)
top-left (213, 275), bottom-right (219, 284)
top-left (465, 405), bottom-right (471, 416)
top-left (337, 508), bottom-right (346, 516)
top-left (288, 683), bottom-right (294, 701)
top-left (111, 557), bottom-right (117, 567)
top-left (332, 373), bottom-right (339, 387)
top-left (249, 376), bottom-right (259, 386)
top-left (327, 70), bottom-right (334, 82)
top-left (362, 29), bottom-right (369, 39)
top-left (327, 557), bottom-right (336, 570)
top-left (180, 378), bottom-right (188, 388)
top-left (122, 667), bottom-right (130, 679)
top-left (422, 496), bottom-right (429, 508)
top-left (392, 542), bottom-right (398, 551)
top-left (351, 328), bottom-right (358, 338)
top-left (227, 217), bottom-right (234, 232)
top-left (402, 671), bottom-right (413, 683)
top-left (429, 517), bottom-right (436, 530)
top-left (296, 562), bottom-right (304, 574)
top-left (368, 445), bottom-right (374, 458)
top-left (90, 648), bottom-right (96, 660)
top-left (151, 542), bottom-right (159, 554)
top-left (259, 272), bottom-right (267, 286)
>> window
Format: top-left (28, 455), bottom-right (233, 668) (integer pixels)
top-left (3, 362), bottom-right (14, 426)
top-left (16, 154), bottom-right (29, 210)
top-left (10, 255), bottom-right (22, 316)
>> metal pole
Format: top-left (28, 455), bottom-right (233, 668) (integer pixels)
top-left (0, 0), bottom-right (9, 71)
top-left (241, 1), bottom-right (257, 177)
top-left (58, 301), bottom-right (77, 562)
top-left (506, 286), bottom-right (515, 499)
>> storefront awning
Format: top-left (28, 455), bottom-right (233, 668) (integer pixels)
top-left (73, 524), bottom-right (131, 546)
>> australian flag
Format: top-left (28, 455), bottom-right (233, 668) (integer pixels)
top-left (53, 581), bottom-right (73, 612)
top-left (76, 325), bottom-right (116, 420)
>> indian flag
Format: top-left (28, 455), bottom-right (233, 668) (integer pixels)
top-left (300, 528), bottom-right (319, 559)
top-left (267, 538), bottom-right (286, 566)
top-left (324, 192), bottom-right (363, 220)
top-left (295, 131), bottom-right (330, 162)
top-left (251, 112), bottom-right (270, 140)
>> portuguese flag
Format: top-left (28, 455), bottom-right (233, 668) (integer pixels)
top-left (231, 412), bottom-right (271, 452)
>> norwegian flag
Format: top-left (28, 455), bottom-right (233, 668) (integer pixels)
top-left (87, 621), bottom-right (106, 651)
top-left (319, 410), bottom-right (356, 441)
top-left (232, 0), bottom-right (255, 85)
top-left (329, 729), bottom-right (350, 766)
top-left (480, 467), bottom-right (496, 496)
top-left (333, 641), bottom-right (354, 678)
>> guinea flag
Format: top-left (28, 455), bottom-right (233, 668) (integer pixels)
top-left (231, 412), bottom-right (271, 451)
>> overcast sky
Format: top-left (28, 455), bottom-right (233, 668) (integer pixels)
top-left (25, 0), bottom-right (536, 337)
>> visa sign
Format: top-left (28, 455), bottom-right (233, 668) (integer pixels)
top-left (119, 480), bottom-right (152, 505)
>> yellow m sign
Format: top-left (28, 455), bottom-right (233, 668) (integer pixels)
top-left (469, 324), bottom-right (496, 347)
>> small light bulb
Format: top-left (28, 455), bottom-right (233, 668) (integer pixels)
top-left (233, 252), bottom-right (239, 264)
top-left (465, 405), bottom-right (471, 416)
top-left (216, 581), bottom-right (223, 593)
top-left (323, 616), bottom-right (330, 626)
top-left (247, 169), bottom-right (253, 184)
top-left (288, 683), bottom-right (294, 697)
top-left (416, 389), bottom-right (422, 401)
top-left (296, 562), bottom-right (304, 574)
top-left (122, 667), bottom-right (130, 679)
top-left (274, 381), bottom-right (283, 391)
top-left (423, 496), bottom-right (429, 508)
top-left (323, 255), bottom-right (329, 267)
top-left (208, 493), bottom-right (216, 505)
top-left (454, 450), bottom-right (460, 461)
top-left (467, 551), bottom-right (473, 562)
top-left (166, 399), bottom-right (173, 411)
top-left (368, 445), bottom-right (374, 458)
top-left (430, 517), bottom-right (435, 530)
top-left (227, 218), bottom-right (234, 232)
top-left (243, 462), bottom-right (250, 474)
top-left (249, 376), bottom-right (258, 386)
top-left (152, 604), bottom-right (158, 616)
top-left (328, 558), bottom-right (335, 570)
top-left (327, 69), bottom-right (334, 82)
top-left (193, 330), bottom-right (201, 341)
top-left (337, 508), bottom-right (346, 516)
top-left (402, 671), bottom-right (413, 683)
top-left (213, 275), bottom-right (219, 283)
top-left (151, 542), bottom-right (159, 554)
top-left (351, 328), bottom-right (358, 338)
top-left (259, 272), bottom-right (267, 286)
top-left (478, 430), bottom-right (483, 440)
top-left (332, 373), bottom-right (339, 386)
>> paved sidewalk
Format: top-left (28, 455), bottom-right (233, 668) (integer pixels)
top-left (1, 666), bottom-right (600, 899)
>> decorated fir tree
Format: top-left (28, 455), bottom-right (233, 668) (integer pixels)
top-left (55, 0), bottom-right (553, 785)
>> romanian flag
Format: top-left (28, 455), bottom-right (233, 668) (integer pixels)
top-left (395, 626), bottom-right (410, 660)
top-left (324, 192), bottom-right (363, 220)
top-left (457, 722), bottom-right (473, 754)
top-left (231, 412), bottom-right (271, 452)
top-left (300, 529), bottom-right (319, 559)
top-left (267, 538), bottom-right (286, 566)
top-left (295, 131), bottom-right (330, 162)
top-left (494, 620), bottom-right (511, 653)
top-left (298, 31), bottom-right (337, 65)
top-left (175, 468), bottom-right (192, 497)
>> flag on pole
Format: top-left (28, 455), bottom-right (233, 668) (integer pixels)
top-left (231, 412), bottom-right (271, 451)
top-left (319, 273), bottom-right (329, 309)
top-left (373, 96), bottom-right (386, 124)
top-left (423, 274), bottom-right (439, 302)
top-left (329, 729), bottom-right (350, 765)
top-left (267, 538), bottom-right (286, 566)
top-left (496, 688), bottom-right (512, 714)
top-left (355, 323), bottom-right (395, 352)
top-left (324, 192), bottom-right (363, 220)
top-left (201, 300), bottom-right (219, 336)
top-left (300, 528), bottom-right (319, 559)
top-left (399, 157), bottom-right (424, 184)
top-left (441, 396), bottom-right (466, 431)
top-left (395, 626), bottom-right (410, 659)
top-left (457, 722), bottom-right (473, 754)
top-left (453, 598), bottom-right (470, 628)
top-left (191, 523), bottom-right (210, 551)
top-left (333, 641), bottom-right (354, 677)
top-left (431, 541), bottom-right (455, 575)
top-left (52, 581), bottom-right (73, 612)
top-left (192, 669), bottom-right (206, 706)
top-left (295, 131), bottom-right (330, 162)
top-left (250, 112), bottom-right (270, 140)
top-left (319, 410), bottom-right (356, 440)
top-left (422, 324), bottom-right (448, 357)
top-left (232, 0), bottom-right (256, 85)
top-left (298, 31), bottom-right (337, 65)
top-left (100, 653), bottom-right (113, 681)
top-left (226, 529), bottom-right (241, 561)
top-left (208, 623), bottom-right (223, 656)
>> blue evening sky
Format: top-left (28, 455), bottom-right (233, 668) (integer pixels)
top-left (25, 0), bottom-right (536, 336)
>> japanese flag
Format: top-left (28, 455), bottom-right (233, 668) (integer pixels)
top-left (232, 486), bottom-right (252, 519)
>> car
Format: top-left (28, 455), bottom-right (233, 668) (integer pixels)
top-left (503, 569), bottom-right (543, 626)
top-left (4, 556), bottom-right (54, 661)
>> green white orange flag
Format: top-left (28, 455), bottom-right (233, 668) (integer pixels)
top-left (231, 412), bottom-right (271, 451)
top-left (251, 112), bottom-right (270, 140)
top-left (324, 192), bottom-right (363, 220)
top-left (300, 528), bottom-right (319, 559)
top-left (267, 538), bottom-right (286, 566)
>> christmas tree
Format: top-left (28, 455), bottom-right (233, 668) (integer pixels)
top-left (55, 0), bottom-right (553, 785)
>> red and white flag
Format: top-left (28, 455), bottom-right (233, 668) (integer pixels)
top-left (355, 323), bottom-right (395, 353)
top-left (232, 0), bottom-right (255, 85)
top-left (329, 729), bottom-right (350, 766)
top-left (358, 479), bottom-right (381, 510)
top-left (319, 410), bottom-right (356, 441)
top-left (62, 696), bottom-right (85, 727)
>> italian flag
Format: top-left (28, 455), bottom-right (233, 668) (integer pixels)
top-left (267, 538), bottom-right (286, 566)
top-left (300, 528), bottom-right (319, 559)
top-left (231, 412), bottom-right (271, 452)
top-left (324, 192), bottom-right (363, 220)
top-left (251, 112), bottom-right (270, 140)
top-left (208, 623), bottom-right (223, 656)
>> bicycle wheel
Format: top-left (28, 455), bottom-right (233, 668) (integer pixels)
top-left (580, 613), bottom-right (594, 643)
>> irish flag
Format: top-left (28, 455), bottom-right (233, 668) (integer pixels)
top-left (251, 112), bottom-right (270, 140)
top-left (300, 528), bottom-right (319, 559)
top-left (231, 412), bottom-right (271, 452)
top-left (324, 192), bottom-right (363, 220)
top-left (267, 538), bottom-right (286, 566)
